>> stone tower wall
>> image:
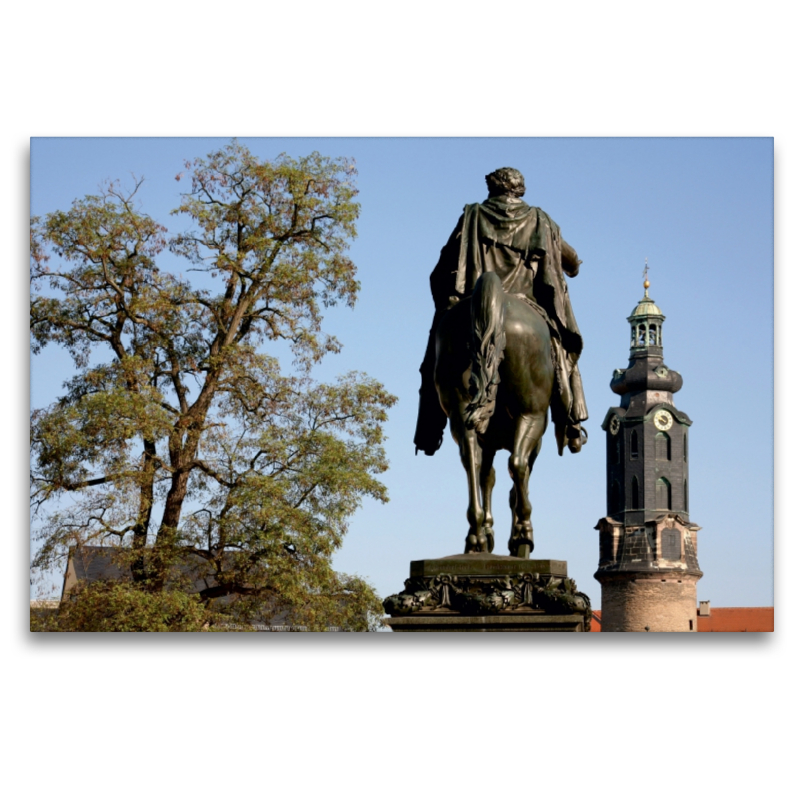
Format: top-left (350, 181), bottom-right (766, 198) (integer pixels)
top-left (600, 575), bottom-right (699, 632)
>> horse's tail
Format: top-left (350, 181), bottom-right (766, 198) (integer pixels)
top-left (465, 272), bottom-right (506, 433)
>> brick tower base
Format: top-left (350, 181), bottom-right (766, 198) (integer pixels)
top-left (599, 573), bottom-right (700, 632)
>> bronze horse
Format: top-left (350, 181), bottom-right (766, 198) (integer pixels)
top-left (434, 272), bottom-right (554, 558)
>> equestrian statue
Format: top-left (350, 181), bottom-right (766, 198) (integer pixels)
top-left (414, 167), bottom-right (588, 558)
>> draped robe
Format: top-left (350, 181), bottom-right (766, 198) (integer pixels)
top-left (415, 194), bottom-right (588, 456)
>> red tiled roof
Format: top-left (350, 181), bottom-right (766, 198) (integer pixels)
top-left (586, 607), bottom-right (773, 632)
top-left (696, 607), bottom-right (773, 632)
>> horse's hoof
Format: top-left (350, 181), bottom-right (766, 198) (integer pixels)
top-left (567, 425), bottom-right (588, 454)
top-left (508, 537), bottom-right (532, 558)
top-left (508, 523), bottom-right (534, 558)
top-left (484, 526), bottom-right (495, 554)
top-left (465, 533), bottom-right (479, 554)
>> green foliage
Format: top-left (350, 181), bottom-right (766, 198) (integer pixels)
top-left (31, 576), bottom-right (386, 632)
top-left (30, 142), bottom-right (395, 630)
top-left (37, 582), bottom-right (209, 632)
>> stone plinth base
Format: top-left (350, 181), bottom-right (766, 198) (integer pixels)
top-left (386, 612), bottom-right (586, 632)
top-left (383, 554), bottom-right (591, 632)
top-left (409, 554), bottom-right (568, 578)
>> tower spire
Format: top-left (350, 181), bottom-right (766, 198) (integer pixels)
top-left (626, 269), bottom-right (665, 357)
top-left (594, 276), bottom-right (702, 632)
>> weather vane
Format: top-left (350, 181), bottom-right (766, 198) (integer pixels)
top-left (643, 258), bottom-right (650, 295)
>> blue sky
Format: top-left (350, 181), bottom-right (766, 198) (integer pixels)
top-left (30, 136), bottom-right (773, 609)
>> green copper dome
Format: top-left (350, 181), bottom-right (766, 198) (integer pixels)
top-left (628, 291), bottom-right (664, 320)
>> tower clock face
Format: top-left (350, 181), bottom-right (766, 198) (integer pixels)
top-left (609, 415), bottom-right (620, 435)
top-left (654, 410), bottom-right (673, 431)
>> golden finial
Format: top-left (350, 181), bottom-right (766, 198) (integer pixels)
top-left (643, 258), bottom-right (650, 296)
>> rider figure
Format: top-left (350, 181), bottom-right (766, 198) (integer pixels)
top-left (414, 167), bottom-right (588, 457)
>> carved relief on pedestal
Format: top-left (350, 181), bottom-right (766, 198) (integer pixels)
top-left (384, 572), bottom-right (592, 631)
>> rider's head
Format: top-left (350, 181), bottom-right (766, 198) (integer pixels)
top-left (485, 168), bottom-right (526, 198)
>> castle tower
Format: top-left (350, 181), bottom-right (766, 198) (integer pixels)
top-left (594, 268), bottom-right (703, 632)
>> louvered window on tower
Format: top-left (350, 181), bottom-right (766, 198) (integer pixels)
top-left (630, 430), bottom-right (639, 459)
top-left (600, 531), bottom-right (613, 562)
top-left (656, 477), bottom-right (672, 510)
top-left (631, 475), bottom-right (640, 509)
top-left (610, 480), bottom-right (620, 513)
top-left (662, 528), bottom-right (681, 560)
top-left (655, 432), bottom-right (671, 460)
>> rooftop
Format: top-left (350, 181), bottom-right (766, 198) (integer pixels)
top-left (589, 608), bottom-right (773, 632)
top-left (696, 607), bottom-right (774, 632)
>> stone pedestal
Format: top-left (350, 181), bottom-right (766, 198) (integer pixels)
top-left (383, 554), bottom-right (591, 632)
top-left (386, 612), bottom-right (586, 632)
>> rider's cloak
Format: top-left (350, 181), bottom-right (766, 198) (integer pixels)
top-left (429, 195), bottom-right (583, 357)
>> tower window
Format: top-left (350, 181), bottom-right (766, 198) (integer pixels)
top-left (630, 430), bottom-right (639, 459)
top-left (684, 479), bottom-right (688, 512)
top-left (649, 324), bottom-right (657, 345)
top-left (684, 432), bottom-right (687, 462)
top-left (631, 475), bottom-right (640, 509)
top-left (600, 531), bottom-right (613, 562)
top-left (656, 477), bottom-right (672, 510)
top-left (655, 432), bottom-right (671, 461)
top-left (610, 480), bottom-right (620, 513)
top-left (638, 324), bottom-right (646, 345)
top-left (662, 527), bottom-right (681, 560)
top-left (609, 435), bottom-right (620, 466)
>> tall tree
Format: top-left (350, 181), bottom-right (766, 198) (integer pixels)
top-left (31, 142), bottom-right (395, 630)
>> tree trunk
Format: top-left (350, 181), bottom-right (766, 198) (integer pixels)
top-left (131, 438), bottom-right (157, 584)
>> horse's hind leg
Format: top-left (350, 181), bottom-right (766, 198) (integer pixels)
top-left (507, 416), bottom-right (545, 558)
top-left (479, 448), bottom-right (497, 554)
top-left (454, 423), bottom-right (488, 553)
